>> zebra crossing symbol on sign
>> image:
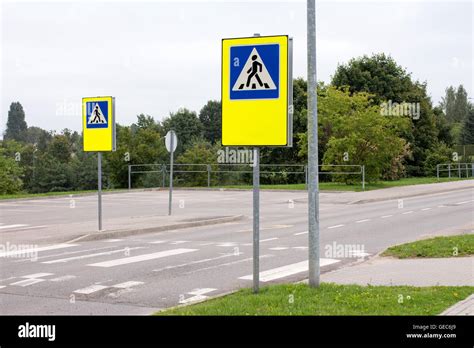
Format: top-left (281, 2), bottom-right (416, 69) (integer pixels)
top-left (86, 102), bottom-right (108, 128)
top-left (229, 43), bottom-right (279, 100)
top-left (232, 47), bottom-right (277, 92)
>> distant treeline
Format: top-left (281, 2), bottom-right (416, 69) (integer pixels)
top-left (1, 53), bottom-right (473, 194)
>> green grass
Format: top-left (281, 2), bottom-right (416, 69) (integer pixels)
top-left (158, 283), bottom-right (474, 316)
top-left (219, 176), bottom-right (472, 192)
top-left (382, 234), bottom-right (474, 259)
top-left (0, 188), bottom-right (126, 200)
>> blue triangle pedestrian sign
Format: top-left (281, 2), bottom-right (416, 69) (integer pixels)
top-left (86, 102), bottom-right (109, 129)
top-left (229, 43), bottom-right (280, 100)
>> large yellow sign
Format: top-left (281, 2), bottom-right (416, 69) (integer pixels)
top-left (82, 96), bottom-right (116, 152)
top-left (222, 35), bottom-right (292, 146)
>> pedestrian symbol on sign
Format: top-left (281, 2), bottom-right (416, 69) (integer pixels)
top-left (229, 43), bottom-right (279, 100)
top-left (232, 48), bottom-right (276, 91)
top-left (86, 102), bottom-right (108, 128)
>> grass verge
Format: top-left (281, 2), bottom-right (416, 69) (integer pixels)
top-left (382, 234), bottom-right (474, 259)
top-left (0, 189), bottom-right (126, 200)
top-left (157, 283), bottom-right (474, 316)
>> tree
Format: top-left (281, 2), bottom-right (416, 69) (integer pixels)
top-left (332, 54), bottom-right (440, 176)
top-left (441, 86), bottom-right (456, 123)
top-left (4, 102), bottom-right (28, 142)
top-left (175, 138), bottom-right (220, 186)
top-left (161, 108), bottom-right (203, 154)
top-left (0, 147), bottom-right (24, 194)
top-left (298, 86), bottom-right (410, 182)
top-left (199, 101), bottom-right (222, 144)
top-left (332, 53), bottom-right (413, 104)
top-left (453, 85), bottom-right (469, 123)
top-left (461, 107), bottom-right (474, 144)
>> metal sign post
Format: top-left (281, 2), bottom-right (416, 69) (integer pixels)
top-left (165, 130), bottom-right (178, 216)
top-left (253, 147), bottom-right (260, 293)
top-left (307, 0), bottom-right (320, 287)
top-left (221, 32), bottom-right (292, 294)
top-left (98, 152), bottom-right (102, 231)
top-left (82, 96), bottom-right (116, 232)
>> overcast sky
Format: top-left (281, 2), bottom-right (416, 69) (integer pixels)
top-left (1, 0), bottom-right (472, 136)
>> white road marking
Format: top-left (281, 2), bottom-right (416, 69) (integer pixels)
top-left (169, 241), bottom-right (189, 245)
top-left (179, 288), bottom-right (217, 304)
top-left (456, 201), bottom-right (472, 205)
top-left (49, 275), bottom-right (76, 282)
top-left (88, 248), bottom-right (197, 268)
top-left (198, 242), bottom-right (215, 246)
top-left (239, 259), bottom-right (340, 282)
top-left (293, 246), bottom-right (308, 250)
top-left (217, 242), bottom-right (237, 247)
top-left (438, 205), bottom-right (446, 208)
top-left (381, 215), bottom-right (393, 218)
top-left (402, 211), bottom-right (414, 215)
top-left (42, 247), bottom-right (145, 264)
top-left (111, 281), bottom-right (144, 289)
top-left (348, 251), bottom-right (371, 257)
top-left (0, 224), bottom-right (27, 230)
top-left (153, 252), bottom-right (238, 273)
top-left (356, 219), bottom-right (370, 223)
top-left (237, 225), bottom-right (292, 233)
top-left (188, 288), bottom-right (217, 296)
top-left (104, 239), bottom-right (124, 243)
top-left (149, 240), bottom-right (167, 244)
top-left (328, 224), bottom-right (344, 229)
top-left (0, 285), bottom-right (5, 289)
top-left (421, 208), bottom-right (431, 211)
top-left (0, 244), bottom-right (78, 258)
top-left (269, 247), bottom-right (289, 251)
top-left (293, 231), bottom-right (308, 236)
top-left (73, 284), bottom-right (109, 295)
top-left (10, 279), bottom-right (45, 287)
top-left (21, 273), bottom-right (53, 279)
top-left (190, 255), bottom-right (273, 274)
top-left (261, 238), bottom-right (278, 243)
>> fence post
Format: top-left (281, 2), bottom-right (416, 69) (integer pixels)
top-left (362, 165), bottom-right (365, 191)
top-left (436, 164), bottom-right (439, 181)
top-left (448, 164), bottom-right (451, 178)
top-left (466, 163), bottom-right (469, 178)
top-left (162, 164), bottom-right (166, 188)
top-left (128, 165), bottom-right (131, 190)
top-left (472, 163), bottom-right (474, 178)
top-left (304, 165), bottom-right (308, 189)
top-left (458, 162), bottom-right (461, 178)
top-left (207, 164), bottom-right (211, 188)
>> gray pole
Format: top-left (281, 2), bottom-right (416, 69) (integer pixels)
top-left (98, 152), bottom-right (103, 231)
top-left (304, 165), bottom-right (308, 189)
top-left (252, 32), bottom-right (261, 294)
top-left (128, 165), bottom-right (131, 190)
top-left (458, 162), bottom-right (461, 178)
top-left (449, 164), bottom-right (451, 178)
top-left (168, 134), bottom-right (174, 216)
top-left (362, 165), bottom-right (365, 191)
top-left (162, 164), bottom-right (166, 188)
top-left (207, 164), bottom-right (211, 188)
top-left (253, 147), bottom-right (260, 293)
top-left (307, 0), bottom-right (320, 287)
top-left (436, 164), bottom-right (439, 180)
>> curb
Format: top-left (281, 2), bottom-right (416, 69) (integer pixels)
top-left (348, 184), bottom-right (474, 204)
top-left (66, 214), bottom-right (245, 243)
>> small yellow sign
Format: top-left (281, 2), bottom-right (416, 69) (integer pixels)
top-left (221, 35), bottom-right (291, 146)
top-left (82, 96), bottom-right (116, 152)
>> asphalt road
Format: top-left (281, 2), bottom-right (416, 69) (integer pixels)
top-left (0, 186), bottom-right (473, 314)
